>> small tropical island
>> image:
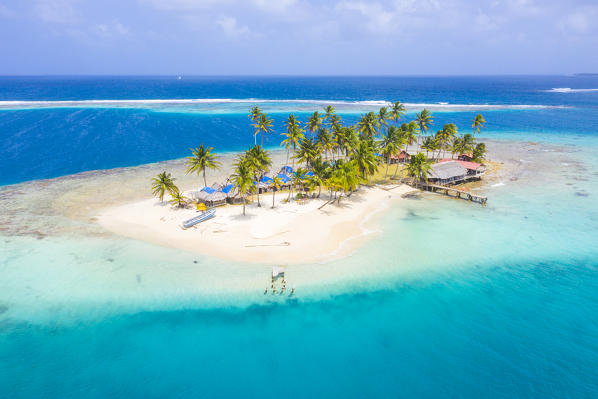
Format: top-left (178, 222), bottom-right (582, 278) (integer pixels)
top-left (97, 102), bottom-right (488, 264)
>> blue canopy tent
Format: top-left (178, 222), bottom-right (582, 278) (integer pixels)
top-left (280, 166), bottom-right (293, 175)
top-left (221, 184), bottom-right (234, 194)
top-left (276, 174), bottom-right (291, 184)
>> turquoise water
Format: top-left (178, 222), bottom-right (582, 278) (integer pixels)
top-left (1, 76), bottom-right (598, 397)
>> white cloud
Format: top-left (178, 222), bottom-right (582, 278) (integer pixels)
top-left (34, 0), bottom-right (80, 24)
top-left (95, 20), bottom-right (129, 38)
top-left (217, 16), bottom-right (250, 37)
top-left (141, 0), bottom-right (236, 11)
top-left (335, 1), bottom-right (396, 34)
top-left (558, 7), bottom-right (598, 36)
top-left (253, 0), bottom-right (297, 13)
top-left (0, 3), bottom-right (14, 18)
top-left (474, 9), bottom-right (498, 31)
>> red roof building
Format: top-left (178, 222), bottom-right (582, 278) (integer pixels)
top-left (390, 151), bottom-right (411, 163)
top-left (439, 158), bottom-right (482, 171)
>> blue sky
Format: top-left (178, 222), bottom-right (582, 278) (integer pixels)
top-left (0, 0), bottom-right (597, 75)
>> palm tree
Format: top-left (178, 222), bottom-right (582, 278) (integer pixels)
top-left (231, 156), bottom-right (255, 216)
top-left (415, 109), bottom-right (433, 151)
top-left (324, 105), bottom-right (336, 125)
top-left (351, 138), bottom-right (379, 183)
top-left (296, 138), bottom-right (318, 170)
top-left (292, 168), bottom-right (308, 198)
top-left (452, 133), bottom-right (475, 159)
top-left (254, 113), bottom-right (274, 146)
top-left (245, 145), bottom-right (272, 207)
top-left (329, 114), bottom-right (341, 131)
top-left (380, 126), bottom-right (400, 181)
top-left (168, 188), bottom-right (187, 208)
top-left (249, 106), bottom-right (261, 123)
top-left (331, 159), bottom-right (361, 204)
top-left (316, 127), bottom-right (334, 161)
top-left (435, 123), bottom-right (458, 159)
top-left (378, 107), bottom-right (390, 130)
top-left (472, 114), bottom-right (486, 136)
top-left (390, 101), bottom-right (406, 124)
top-left (310, 157), bottom-right (330, 198)
top-left (281, 114), bottom-right (305, 167)
top-left (185, 144), bottom-right (221, 187)
top-left (407, 153), bottom-right (433, 187)
top-left (392, 128), bottom-right (408, 179)
top-left (270, 175), bottom-right (284, 208)
top-left (333, 125), bottom-right (349, 159)
top-left (249, 106), bottom-right (262, 145)
top-left (152, 171), bottom-right (177, 202)
top-left (421, 136), bottom-right (437, 159)
top-left (306, 111), bottom-right (323, 137)
top-left (402, 122), bottom-right (419, 158)
top-left (473, 142), bottom-right (487, 162)
top-left (357, 112), bottom-right (379, 139)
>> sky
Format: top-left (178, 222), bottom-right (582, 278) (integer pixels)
top-left (0, 0), bottom-right (597, 75)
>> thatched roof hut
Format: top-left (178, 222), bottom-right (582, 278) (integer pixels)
top-left (428, 161), bottom-right (467, 184)
top-left (205, 190), bottom-right (227, 206)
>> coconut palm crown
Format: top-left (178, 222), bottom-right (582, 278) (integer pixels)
top-left (472, 114), bottom-right (486, 135)
top-left (185, 144), bottom-right (221, 187)
top-left (152, 171), bottom-right (177, 202)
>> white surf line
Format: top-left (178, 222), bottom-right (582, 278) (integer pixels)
top-left (545, 88), bottom-right (598, 93)
top-left (0, 98), bottom-right (567, 110)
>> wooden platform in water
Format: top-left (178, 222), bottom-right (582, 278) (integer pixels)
top-left (418, 183), bottom-right (488, 205)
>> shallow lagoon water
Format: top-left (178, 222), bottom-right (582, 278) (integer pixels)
top-left (1, 76), bottom-right (598, 397)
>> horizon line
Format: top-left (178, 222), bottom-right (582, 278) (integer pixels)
top-left (0, 73), bottom-right (592, 78)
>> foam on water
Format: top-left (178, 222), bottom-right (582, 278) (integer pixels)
top-left (546, 87), bottom-right (598, 93)
top-left (0, 98), bottom-right (565, 112)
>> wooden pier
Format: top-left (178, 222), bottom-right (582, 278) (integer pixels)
top-left (417, 183), bottom-right (487, 205)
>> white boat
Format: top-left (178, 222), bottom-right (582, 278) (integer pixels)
top-left (181, 209), bottom-right (215, 229)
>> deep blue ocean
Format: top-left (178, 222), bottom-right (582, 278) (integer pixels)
top-left (1, 75), bottom-right (598, 185)
top-left (1, 76), bottom-right (598, 398)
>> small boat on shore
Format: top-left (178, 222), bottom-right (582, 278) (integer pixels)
top-left (181, 209), bottom-right (216, 229)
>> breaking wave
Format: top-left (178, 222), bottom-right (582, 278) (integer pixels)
top-left (0, 98), bottom-right (566, 111)
top-left (546, 88), bottom-right (598, 93)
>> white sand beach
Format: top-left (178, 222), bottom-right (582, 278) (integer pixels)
top-left (97, 185), bottom-right (413, 264)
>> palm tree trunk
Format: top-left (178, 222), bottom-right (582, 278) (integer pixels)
top-left (203, 170), bottom-right (207, 188)
top-left (272, 189), bottom-right (275, 208)
top-left (393, 161), bottom-right (400, 179)
top-left (243, 196), bottom-right (246, 216)
top-left (256, 174), bottom-right (261, 207)
top-left (288, 158), bottom-right (295, 201)
top-left (385, 159), bottom-right (389, 181)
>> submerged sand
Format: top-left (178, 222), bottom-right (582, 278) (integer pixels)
top-left (97, 185), bottom-right (413, 265)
